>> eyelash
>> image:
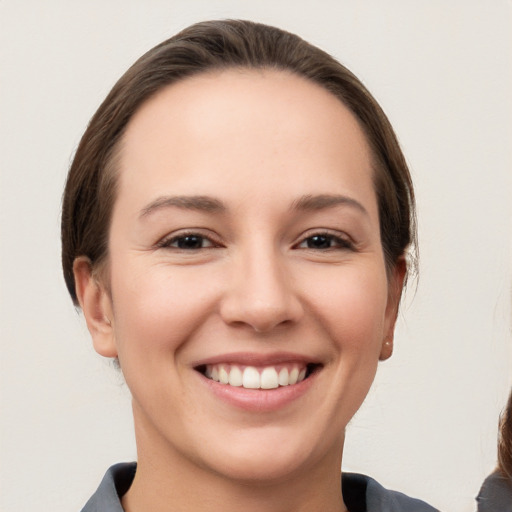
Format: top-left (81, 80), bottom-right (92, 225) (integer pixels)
top-left (156, 231), bottom-right (221, 250)
top-left (156, 230), bottom-right (354, 252)
top-left (294, 231), bottom-right (355, 251)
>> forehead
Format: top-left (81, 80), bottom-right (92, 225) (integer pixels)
top-left (117, 69), bottom-right (376, 216)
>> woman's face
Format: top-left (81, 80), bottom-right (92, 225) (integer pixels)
top-left (78, 70), bottom-right (404, 483)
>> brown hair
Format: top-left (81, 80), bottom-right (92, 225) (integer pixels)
top-left (498, 389), bottom-right (512, 479)
top-left (62, 19), bottom-right (417, 305)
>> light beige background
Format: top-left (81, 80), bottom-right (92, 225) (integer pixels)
top-left (1, 1), bottom-right (511, 511)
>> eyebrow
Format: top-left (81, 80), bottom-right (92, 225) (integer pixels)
top-left (139, 193), bottom-right (368, 218)
top-left (291, 194), bottom-right (368, 216)
top-left (140, 195), bottom-right (226, 217)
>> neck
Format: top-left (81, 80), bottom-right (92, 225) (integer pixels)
top-left (122, 415), bottom-right (347, 512)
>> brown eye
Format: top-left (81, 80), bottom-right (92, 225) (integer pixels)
top-left (297, 233), bottom-right (353, 250)
top-left (305, 235), bottom-right (332, 249)
top-left (159, 234), bottom-right (215, 250)
top-left (175, 235), bottom-right (207, 249)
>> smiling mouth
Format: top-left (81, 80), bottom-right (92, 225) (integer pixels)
top-left (196, 363), bottom-right (320, 390)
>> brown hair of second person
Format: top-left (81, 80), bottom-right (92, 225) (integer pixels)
top-left (498, 389), bottom-right (512, 479)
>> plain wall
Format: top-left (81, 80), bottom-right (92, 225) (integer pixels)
top-left (1, 1), bottom-right (511, 511)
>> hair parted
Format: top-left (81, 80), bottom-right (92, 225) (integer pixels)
top-left (62, 19), bottom-right (417, 305)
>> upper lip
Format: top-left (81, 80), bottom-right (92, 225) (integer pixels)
top-left (191, 351), bottom-right (322, 369)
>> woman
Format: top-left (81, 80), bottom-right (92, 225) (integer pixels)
top-left (62, 20), bottom-right (437, 512)
top-left (476, 389), bottom-right (512, 511)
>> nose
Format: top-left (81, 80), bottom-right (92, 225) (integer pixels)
top-left (219, 247), bottom-right (304, 333)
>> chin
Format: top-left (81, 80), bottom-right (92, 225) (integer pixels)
top-left (210, 455), bottom-right (310, 485)
top-left (198, 429), bottom-right (333, 485)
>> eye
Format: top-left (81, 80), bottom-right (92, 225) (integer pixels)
top-left (297, 233), bottom-right (354, 250)
top-left (157, 233), bottom-right (217, 250)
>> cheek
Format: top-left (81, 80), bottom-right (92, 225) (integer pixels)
top-left (109, 261), bottom-right (220, 360)
top-left (307, 264), bottom-right (389, 352)
top-left (297, 265), bottom-right (390, 431)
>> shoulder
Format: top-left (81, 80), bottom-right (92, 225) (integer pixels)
top-left (342, 472), bottom-right (440, 512)
top-left (476, 470), bottom-right (512, 512)
top-left (80, 463), bottom-right (136, 512)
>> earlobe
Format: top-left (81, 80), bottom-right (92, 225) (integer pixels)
top-left (379, 339), bottom-right (393, 361)
top-left (380, 256), bottom-right (407, 362)
top-left (73, 257), bottom-right (117, 358)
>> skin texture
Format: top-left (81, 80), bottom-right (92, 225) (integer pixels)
top-left (74, 70), bottom-right (405, 512)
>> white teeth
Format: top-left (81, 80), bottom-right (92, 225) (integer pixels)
top-left (260, 367), bottom-right (279, 389)
top-left (228, 366), bottom-right (243, 387)
top-left (278, 367), bottom-right (289, 386)
top-left (219, 365), bottom-right (229, 384)
top-left (242, 366), bottom-right (261, 389)
top-left (288, 367), bottom-right (299, 385)
top-left (204, 363), bottom-right (312, 389)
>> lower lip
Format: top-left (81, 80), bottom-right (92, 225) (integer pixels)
top-left (198, 371), bottom-right (318, 412)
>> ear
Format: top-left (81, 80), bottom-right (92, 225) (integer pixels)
top-left (379, 257), bottom-right (407, 361)
top-left (73, 257), bottom-right (117, 358)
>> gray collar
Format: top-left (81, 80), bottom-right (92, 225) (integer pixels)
top-left (81, 462), bottom-right (439, 512)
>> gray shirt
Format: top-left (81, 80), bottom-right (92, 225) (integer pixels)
top-left (476, 471), bottom-right (512, 512)
top-left (80, 462), bottom-right (439, 512)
